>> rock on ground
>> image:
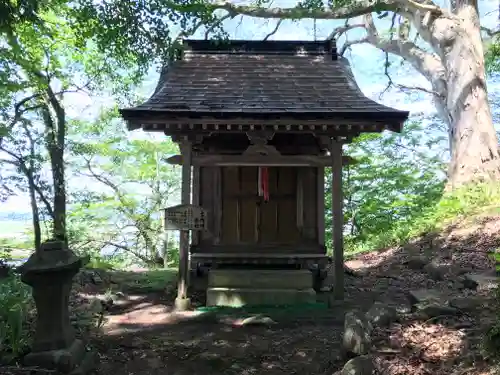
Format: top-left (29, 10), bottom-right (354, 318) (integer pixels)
top-left (366, 302), bottom-right (397, 328)
top-left (407, 289), bottom-right (446, 305)
top-left (415, 303), bottom-right (460, 319)
top-left (404, 256), bottom-right (428, 270)
top-left (449, 296), bottom-right (484, 311)
top-left (423, 262), bottom-right (449, 281)
top-left (463, 273), bottom-right (498, 291)
top-left (343, 310), bottom-right (373, 356)
top-left (341, 355), bottom-right (374, 375)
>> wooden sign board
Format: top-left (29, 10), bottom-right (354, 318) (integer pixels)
top-left (164, 204), bottom-right (207, 231)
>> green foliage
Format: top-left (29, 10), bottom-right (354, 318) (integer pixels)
top-left (484, 273), bottom-right (500, 361)
top-left (0, 237), bottom-right (33, 252)
top-left (345, 180), bottom-right (500, 255)
top-left (480, 247), bottom-right (500, 361)
top-left (69, 0), bottom-right (223, 79)
top-left (1, 0), bottom-right (181, 245)
top-left (67, 108), bottom-right (181, 266)
top-left (425, 183), bottom-right (500, 220)
top-left (485, 36), bottom-right (500, 74)
top-left (325, 121), bottom-right (448, 254)
top-left (84, 255), bottom-right (125, 270)
top-left (485, 319), bottom-right (500, 361)
top-left (0, 270), bottom-right (109, 362)
top-left (110, 269), bottom-right (177, 293)
top-left (326, 125), bottom-right (500, 256)
top-left (0, 0), bottom-right (42, 32)
top-left (0, 0), bottom-right (158, 94)
top-left (0, 274), bottom-right (34, 362)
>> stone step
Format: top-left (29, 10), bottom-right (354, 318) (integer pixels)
top-left (463, 273), bottom-right (498, 290)
top-left (208, 269), bottom-right (313, 289)
top-left (206, 287), bottom-right (316, 307)
top-left (408, 287), bottom-right (493, 317)
top-left (407, 289), bottom-right (460, 318)
top-left (408, 289), bottom-right (447, 305)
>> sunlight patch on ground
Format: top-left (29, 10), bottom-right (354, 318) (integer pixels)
top-left (77, 292), bottom-right (144, 306)
top-left (345, 247), bottom-right (400, 270)
top-left (104, 306), bottom-right (207, 335)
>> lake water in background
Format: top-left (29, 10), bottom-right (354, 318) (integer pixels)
top-left (5, 258), bottom-right (27, 266)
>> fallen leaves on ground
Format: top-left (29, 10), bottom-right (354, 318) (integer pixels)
top-left (5, 215), bottom-right (500, 375)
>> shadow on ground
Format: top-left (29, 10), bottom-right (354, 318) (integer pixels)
top-left (14, 216), bottom-right (500, 375)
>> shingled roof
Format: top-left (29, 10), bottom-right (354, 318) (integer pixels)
top-left (120, 39), bottom-right (409, 134)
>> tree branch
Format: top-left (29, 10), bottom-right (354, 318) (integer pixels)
top-left (0, 147), bottom-right (55, 218)
top-left (339, 37), bottom-right (369, 56)
top-left (367, 15), bottom-right (446, 97)
top-left (332, 13), bottom-right (447, 98)
top-left (82, 159), bottom-right (126, 199)
top-left (235, 15), bottom-right (245, 33)
top-left (213, 1), bottom-right (375, 19)
top-left (0, 94), bottom-right (44, 148)
top-left (209, 0), bottom-right (443, 21)
top-left (81, 160), bottom-right (162, 261)
top-left (380, 13), bottom-right (402, 96)
top-left (328, 22), bottom-right (366, 40)
top-left (78, 163), bottom-right (137, 230)
top-left (1, 82), bottom-right (88, 148)
top-left (103, 241), bottom-right (156, 265)
top-left (204, 14), bottom-right (233, 39)
top-left (263, 19), bottom-right (284, 40)
top-left (481, 26), bottom-right (500, 38)
top-left (165, 19), bottom-right (206, 56)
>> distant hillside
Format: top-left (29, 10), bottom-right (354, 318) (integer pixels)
top-left (0, 212), bottom-right (31, 221)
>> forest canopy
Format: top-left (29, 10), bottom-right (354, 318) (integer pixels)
top-left (0, 0), bottom-right (499, 263)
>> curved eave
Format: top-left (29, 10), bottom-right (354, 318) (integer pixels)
top-left (120, 108), bottom-right (409, 134)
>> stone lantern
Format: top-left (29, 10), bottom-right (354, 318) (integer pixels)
top-left (19, 239), bottom-right (95, 374)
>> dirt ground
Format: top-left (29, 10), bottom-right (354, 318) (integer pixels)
top-left (12, 214), bottom-right (500, 375)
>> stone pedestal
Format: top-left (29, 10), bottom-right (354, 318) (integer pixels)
top-left (19, 240), bottom-right (96, 374)
top-left (174, 297), bottom-right (191, 311)
top-left (206, 269), bottom-right (316, 307)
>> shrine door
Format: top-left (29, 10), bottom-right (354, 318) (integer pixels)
top-left (220, 166), bottom-right (315, 246)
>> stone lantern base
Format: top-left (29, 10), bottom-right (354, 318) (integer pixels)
top-left (23, 339), bottom-right (97, 375)
top-left (19, 240), bottom-right (97, 374)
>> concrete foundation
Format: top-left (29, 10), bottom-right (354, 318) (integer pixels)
top-left (206, 269), bottom-right (316, 307)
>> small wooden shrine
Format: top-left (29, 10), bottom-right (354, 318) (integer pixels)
top-left (120, 39), bottom-right (409, 308)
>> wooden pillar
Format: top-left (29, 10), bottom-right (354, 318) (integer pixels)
top-left (213, 167), bottom-right (222, 244)
top-left (317, 167), bottom-right (325, 246)
top-left (331, 139), bottom-right (344, 300)
top-left (175, 140), bottom-right (192, 310)
top-left (191, 165), bottom-right (200, 246)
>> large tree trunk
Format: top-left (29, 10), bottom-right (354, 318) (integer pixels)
top-left (42, 100), bottom-right (67, 242)
top-left (51, 147), bottom-right (66, 241)
top-left (445, 0), bottom-right (500, 188)
top-left (43, 86), bottom-right (67, 243)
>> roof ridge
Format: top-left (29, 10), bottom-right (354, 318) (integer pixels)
top-left (181, 39), bottom-right (337, 59)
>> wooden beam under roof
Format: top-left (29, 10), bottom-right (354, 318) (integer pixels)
top-left (165, 154), bottom-right (356, 167)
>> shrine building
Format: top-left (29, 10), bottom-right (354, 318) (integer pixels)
top-left (120, 39), bottom-right (409, 309)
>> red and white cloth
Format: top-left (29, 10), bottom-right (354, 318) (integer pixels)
top-left (258, 166), bottom-right (269, 202)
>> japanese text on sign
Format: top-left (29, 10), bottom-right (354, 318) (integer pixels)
top-left (164, 204), bottom-right (207, 231)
